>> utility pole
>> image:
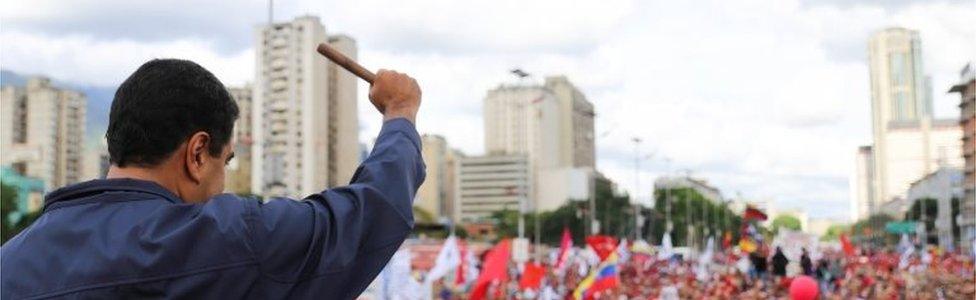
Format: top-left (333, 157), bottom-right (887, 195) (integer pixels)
top-left (268, 0), bottom-right (274, 24)
top-left (684, 170), bottom-right (693, 251)
top-left (633, 137), bottom-right (643, 241)
top-left (665, 158), bottom-right (673, 235)
top-left (589, 170), bottom-right (597, 234)
top-left (703, 194), bottom-right (710, 246)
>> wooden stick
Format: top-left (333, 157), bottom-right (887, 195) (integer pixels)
top-left (316, 43), bottom-right (376, 84)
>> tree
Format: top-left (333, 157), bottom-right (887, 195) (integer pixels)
top-left (851, 213), bottom-right (897, 248)
top-left (647, 187), bottom-right (743, 247)
top-left (770, 214), bottom-right (802, 235)
top-left (412, 206), bottom-right (436, 223)
top-left (487, 175), bottom-right (637, 246)
top-left (1, 182), bottom-right (18, 242)
top-left (2, 182), bottom-right (41, 244)
top-left (820, 224), bottom-right (848, 241)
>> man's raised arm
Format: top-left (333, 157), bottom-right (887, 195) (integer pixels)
top-left (242, 70), bottom-right (424, 297)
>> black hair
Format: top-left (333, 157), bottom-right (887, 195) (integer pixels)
top-left (106, 59), bottom-right (239, 167)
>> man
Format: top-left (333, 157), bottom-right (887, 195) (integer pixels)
top-left (771, 246), bottom-right (789, 277)
top-left (0, 59), bottom-right (424, 299)
top-left (800, 247), bottom-right (813, 276)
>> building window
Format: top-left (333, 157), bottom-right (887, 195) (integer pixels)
top-left (889, 52), bottom-right (908, 86)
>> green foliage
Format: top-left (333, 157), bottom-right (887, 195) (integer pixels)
top-left (771, 214), bottom-right (802, 235)
top-left (851, 213), bottom-right (897, 248)
top-left (413, 206), bottom-right (436, 223)
top-left (2, 182), bottom-right (41, 244)
top-left (647, 188), bottom-right (743, 247)
top-left (488, 176), bottom-right (638, 245)
top-left (820, 224), bottom-right (848, 241)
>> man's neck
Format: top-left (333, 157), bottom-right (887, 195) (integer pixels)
top-left (106, 165), bottom-right (183, 200)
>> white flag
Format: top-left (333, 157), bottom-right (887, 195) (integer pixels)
top-left (424, 236), bottom-right (460, 285)
top-left (658, 232), bottom-right (673, 260)
top-left (379, 248), bottom-right (423, 300)
top-left (617, 239), bottom-right (631, 262)
top-left (695, 236), bottom-right (714, 281)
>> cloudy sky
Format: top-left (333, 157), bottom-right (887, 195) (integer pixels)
top-left (2, 0), bottom-right (974, 221)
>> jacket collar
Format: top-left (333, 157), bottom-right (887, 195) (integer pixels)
top-left (43, 178), bottom-right (183, 212)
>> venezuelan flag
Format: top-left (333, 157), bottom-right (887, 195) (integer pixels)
top-left (739, 237), bottom-right (758, 253)
top-left (572, 252), bottom-right (619, 300)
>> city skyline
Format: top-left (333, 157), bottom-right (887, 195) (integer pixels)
top-left (2, 0), bottom-right (975, 221)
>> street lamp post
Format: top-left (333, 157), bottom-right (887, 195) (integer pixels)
top-left (665, 158), bottom-right (673, 234)
top-left (633, 137), bottom-right (644, 241)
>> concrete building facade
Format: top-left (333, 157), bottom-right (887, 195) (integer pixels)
top-left (1, 77), bottom-right (86, 191)
top-left (416, 134), bottom-right (462, 223)
top-left (544, 76), bottom-right (595, 169)
top-left (251, 16), bottom-right (359, 198)
top-left (880, 119), bottom-right (964, 203)
top-left (906, 167), bottom-right (963, 249)
top-left (456, 155), bottom-right (530, 222)
top-left (949, 62), bottom-right (975, 253)
top-left (851, 145), bottom-right (876, 221)
top-left (225, 85), bottom-right (253, 195)
top-left (483, 85), bottom-right (561, 212)
top-left (865, 27), bottom-right (964, 213)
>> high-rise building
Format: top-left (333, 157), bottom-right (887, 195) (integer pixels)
top-left (484, 85), bottom-right (562, 167)
top-left (850, 145), bottom-right (875, 221)
top-left (1, 77), bottom-right (86, 190)
top-left (81, 142), bottom-right (109, 181)
top-left (416, 134), bottom-right (463, 223)
top-left (950, 62), bottom-right (975, 253)
top-left (483, 85), bottom-right (561, 211)
top-left (866, 27), bottom-right (963, 209)
top-left (225, 85), bottom-right (253, 195)
top-left (869, 28), bottom-right (931, 126)
top-left (456, 155), bottom-right (530, 222)
top-left (251, 16), bottom-right (359, 198)
top-left (324, 35), bottom-right (361, 188)
top-left (544, 76), bottom-right (595, 169)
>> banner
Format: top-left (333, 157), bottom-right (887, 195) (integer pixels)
top-left (471, 239), bottom-right (511, 300)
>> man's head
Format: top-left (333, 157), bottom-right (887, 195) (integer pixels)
top-left (106, 59), bottom-right (239, 203)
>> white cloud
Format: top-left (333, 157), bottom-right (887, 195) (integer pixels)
top-left (0, 30), bottom-right (253, 87)
top-left (1, 0), bottom-right (973, 221)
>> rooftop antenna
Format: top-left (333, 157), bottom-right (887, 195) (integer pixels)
top-left (510, 68), bottom-right (530, 86)
top-left (268, 0), bottom-right (274, 24)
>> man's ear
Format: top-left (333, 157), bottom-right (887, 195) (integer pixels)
top-left (184, 131), bottom-right (212, 184)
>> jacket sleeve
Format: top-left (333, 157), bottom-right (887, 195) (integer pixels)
top-left (244, 118), bottom-right (425, 294)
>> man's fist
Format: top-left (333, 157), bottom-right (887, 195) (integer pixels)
top-left (369, 69), bottom-right (421, 123)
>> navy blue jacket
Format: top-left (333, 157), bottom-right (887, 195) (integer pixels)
top-left (0, 119), bottom-right (425, 299)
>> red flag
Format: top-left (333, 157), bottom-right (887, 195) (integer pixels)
top-left (456, 239), bottom-right (468, 285)
top-left (519, 262), bottom-right (545, 290)
top-left (722, 231), bottom-right (732, 249)
top-left (840, 234), bottom-right (855, 257)
top-left (554, 228), bottom-right (572, 271)
top-left (586, 235), bottom-right (618, 262)
top-left (743, 206), bottom-right (767, 221)
top-left (471, 239), bottom-right (511, 300)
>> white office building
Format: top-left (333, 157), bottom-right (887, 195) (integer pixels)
top-left (456, 155), bottom-right (531, 222)
top-left (861, 27), bottom-right (964, 215)
top-left (544, 76), bottom-right (596, 169)
top-left (1, 77), bottom-right (86, 190)
top-left (252, 16), bottom-right (359, 198)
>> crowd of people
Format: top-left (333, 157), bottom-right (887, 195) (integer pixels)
top-left (418, 242), bottom-right (975, 299)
